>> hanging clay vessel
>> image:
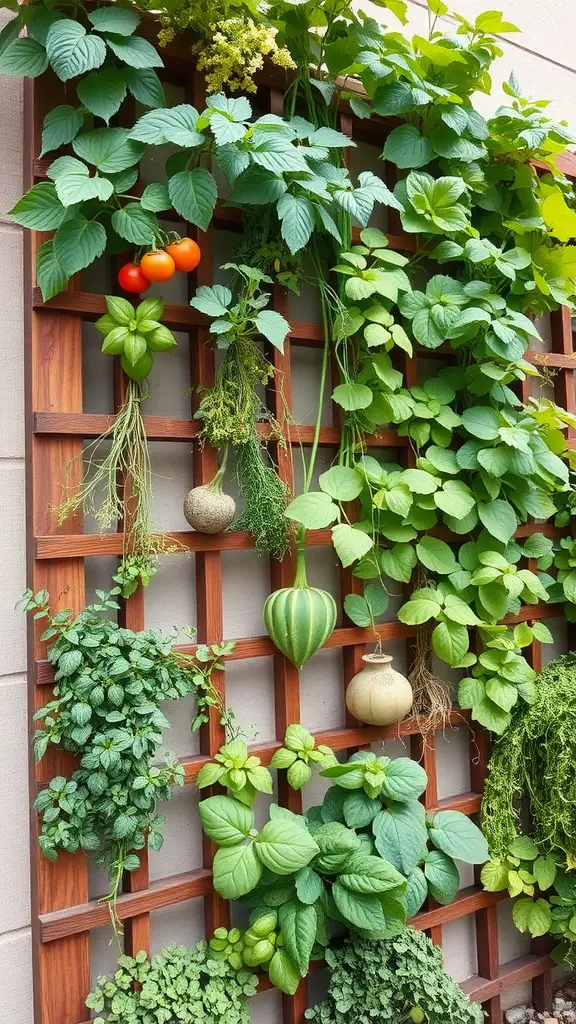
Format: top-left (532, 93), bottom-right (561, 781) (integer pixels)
top-left (346, 653), bottom-right (413, 726)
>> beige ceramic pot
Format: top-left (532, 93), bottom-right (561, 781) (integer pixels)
top-left (346, 653), bottom-right (413, 726)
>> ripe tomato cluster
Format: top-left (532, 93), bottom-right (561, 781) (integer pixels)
top-left (117, 237), bottom-right (201, 294)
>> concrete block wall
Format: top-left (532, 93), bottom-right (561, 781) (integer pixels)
top-left (0, 1), bottom-right (575, 1021)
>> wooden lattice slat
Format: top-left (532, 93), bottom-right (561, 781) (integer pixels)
top-left (24, 48), bottom-right (576, 1024)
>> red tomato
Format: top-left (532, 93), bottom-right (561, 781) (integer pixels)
top-left (141, 250), bottom-right (176, 283)
top-left (118, 262), bottom-right (150, 294)
top-left (165, 237), bottom-right (201, 273)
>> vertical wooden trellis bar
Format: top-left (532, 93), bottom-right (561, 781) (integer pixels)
top-left (23, 44), bottom-right (576, 1024)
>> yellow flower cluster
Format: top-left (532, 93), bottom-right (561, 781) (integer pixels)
top-left (195, 17), bottom-right (295, 94)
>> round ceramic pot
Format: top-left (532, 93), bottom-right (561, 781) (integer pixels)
top-left (345, 653), bottom-right (413, 726)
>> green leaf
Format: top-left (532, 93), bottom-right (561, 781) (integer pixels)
top-left (41, 105), bottom-right (84, 156)
top-left (381, 758), bottom-right (427, 802)
top-left (0, 37), bottom-right (48, 76)
top-left (140, 183), bottom-right (171, 213)
top-left (9, 183), bottom-right (70, 230)
top-left (124, 67), bottom-right (165, 108)
top-left (190, 284), bottom-right (231, 317)
top-left (295, 866), bottom-right (324, 905)
top-left (212, 842), bottom-right (262, 899)
top-left (268, 948), bottom-right (300, 995)
top-left (256, 814), bottom-right (319, 874)
top-left (73, 128), bottom-right (143, 173)
top-left (432, 620), bottom-right (470, 666)
top-left (105, 33), bottom-right (163, 70)
top-left (285, 491), bottom-right (339, 530)
top-left (405, 866), bottom-right (428, 917)
top-left (53, 215), bottom-right (106, 276)
top-left (48, 155), bottom-right (113, 205)
top-left (461, 407), bottom-right (501, 440)
top-left (373, 802), bottom-right (428, 875)
top-left (277, 194), bottom-right (315, 254)
top-left (45, 20), bottom-right (106, 81)
top-left (533, 855), bottom-right (557, 891)
top-left (510, 835), bottom-right (539, 860)
top-left (36, 239), bottom-right (68, 302)
top-left (77, 68), bottom-right (127, 124)
top-left (342, 791), bottom-right (381, 829)
top-left (319, 466), bottom-right (363, 502)
top-left (332, 524), bottom-right (374, 567)
top-left (168, 168), bottom-right (217, 231)
top-left (199, 795), bottom-right (253, 846)
top-left (111, 204), bottom-right (158, 245)
top-left (339, 851), bottom-right (405, 894)
top-left (481, 859), bottom-right (510, 892)
top-left (478, 500), bottom-right (518, 543)
top-left (485, 677), bottom-right (518, 713)
top-left (254, 309), bottom-right (291, 353)
top-left (333, 881), bottom-right (388, 931)
top-left (343, 594), bottom-right (372, 627)
top-left (332, 382), bottom-right (373, 410)
top-left (87, 6), bottom-right (140, 35)
top-left (380, 543), bottom-right (417, 583)
top-left (428, 810), bottom-right (489, 864)
top-left (424, 849), bottom-right (460, 904)
top-left (130, 104), bottom-right (204, 147)
top-left (512, 897), bottom-right (552, 937)
top-left (398, 592), bottom-right (442, 625)
top-left (383, 124), bottom-right (433, 169)
top-left (278, 901), bottom-right (317, 975)
top-left (416, 536), bottom-right (458, 575)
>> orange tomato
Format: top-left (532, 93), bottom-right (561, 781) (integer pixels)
top-left (140, 250), bottom-right (176, 283)
top-left (117, 262), bottom-right (150, 294)
top-left (165, 237), bottom-right (201, 273)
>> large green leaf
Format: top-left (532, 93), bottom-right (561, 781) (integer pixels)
top-left (319, 466), bottom-right (364, 502)
top-left (424, 849), bottom-right (460, 904)
top-left (111, 204), bottom-right (158, 245)
top-left (45, 20), bottom-right (106, 81)
top-left (48, 155), bottom-right (113, 205)
top-left (285, 491), bottom-right (339, 529)
top-left (416, 536), bottom-right (457, 575)
top-left (0, 37), bottom-right (49, 76)
top-left (254, 309), bottom-right (291, 353)
top-left (405, 866), bottom-right (428, 918)
top-left (105, 33), bottom-right (163, 69)
top-left (383, 124), bottom-right (433, 168)
top-left (398, 591), bottom-right (442, 625)
top-left (277, 193), bottom-right (315, 254)
top-left (380, 542), bottom-right (417, 583)
top-left (268, 948), bottom-right (300, 995)
top-left (428, 810), bottom-right (489, 864)
top-left (461, 406), bottom-right (501, 440)
top-left (278, 901), bottom-right (317, 975)
top-left (432, 619), bottom-right (469, 666)
top-left (373, 802), bottom-right (428, 874)
top-left (41, 105), bottom-right (84, 156)
top-left (256, 816), bottom-right (319, 874)
top-left (140, 183), bottom-right (171, 212)
top-left (295, 866), bottom-right (324, 905)
top-left (124, 67), bottom-right (165, 108)
top-left (36, 239), bottom-right (68, 302)
top-left (9, 183), bottom-right (70, 230)
top-left (87, 6), bottom-right (140, 35)
top-left (478, 499), bottom-right (518, 543)
top-left (212, 842), bottom-right (262, 898)
top-left (53, 215), bottom-right (106, 276)
top-left (168, 168), bottom-right (217, 231)
top-left (73, 128), bottom-right (144, 173)
top-left (333, 881), bottom-right (388, 931)
top-left (332, 523), bottom-right (374, 567)
top-left (130, 104), bottom-right (204, 147)
top-left (380, 758), bottom-right (427, 803)
top-left (512, 897), bottom-right (552, 938)
top-left (332, 382), bottom-right (373, 410)
top-left (77, 68), bottom-right (127, 124)
top-left (198, 795), bottom-right (253, 846)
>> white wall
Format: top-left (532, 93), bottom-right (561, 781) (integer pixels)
top-left (0, 1), bottom-right (575, 1021)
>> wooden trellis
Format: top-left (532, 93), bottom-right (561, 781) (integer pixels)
top-left (24, 39), bottom-right (576, 1024)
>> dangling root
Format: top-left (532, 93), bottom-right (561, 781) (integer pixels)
top-left (409, 619), bottom-right (452, 737)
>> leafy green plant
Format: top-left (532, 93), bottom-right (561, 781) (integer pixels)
top-left (482, 653), bottom-right (576, 865)
top-left (191, 263), bottom-right (291, 559)
top-left (23, 589), bottom-right (233, 913)
top-left (305, 928), bottom-right (484, 1024)
top-left (85, 943), bottom-right (258, 1023)
top-left (94, 296), bottom-right (176, 383)
top-left (196, 739), bottom-right (273, 806)
top-left (270, 724), bottom-right (336, 789)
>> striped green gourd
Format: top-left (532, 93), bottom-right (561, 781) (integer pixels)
top-left (264, 548), bottom-right (336, 669)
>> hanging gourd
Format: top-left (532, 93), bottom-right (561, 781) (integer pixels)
top-left (345, 652), bottom-right (413, 727)
top-left (184, 447), bottom-right (236, 534)
top-left (264, 536), bottom-right (337, 669)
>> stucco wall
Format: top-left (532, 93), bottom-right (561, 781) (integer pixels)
top-left (0, 2), bottom-right (575, 1022)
